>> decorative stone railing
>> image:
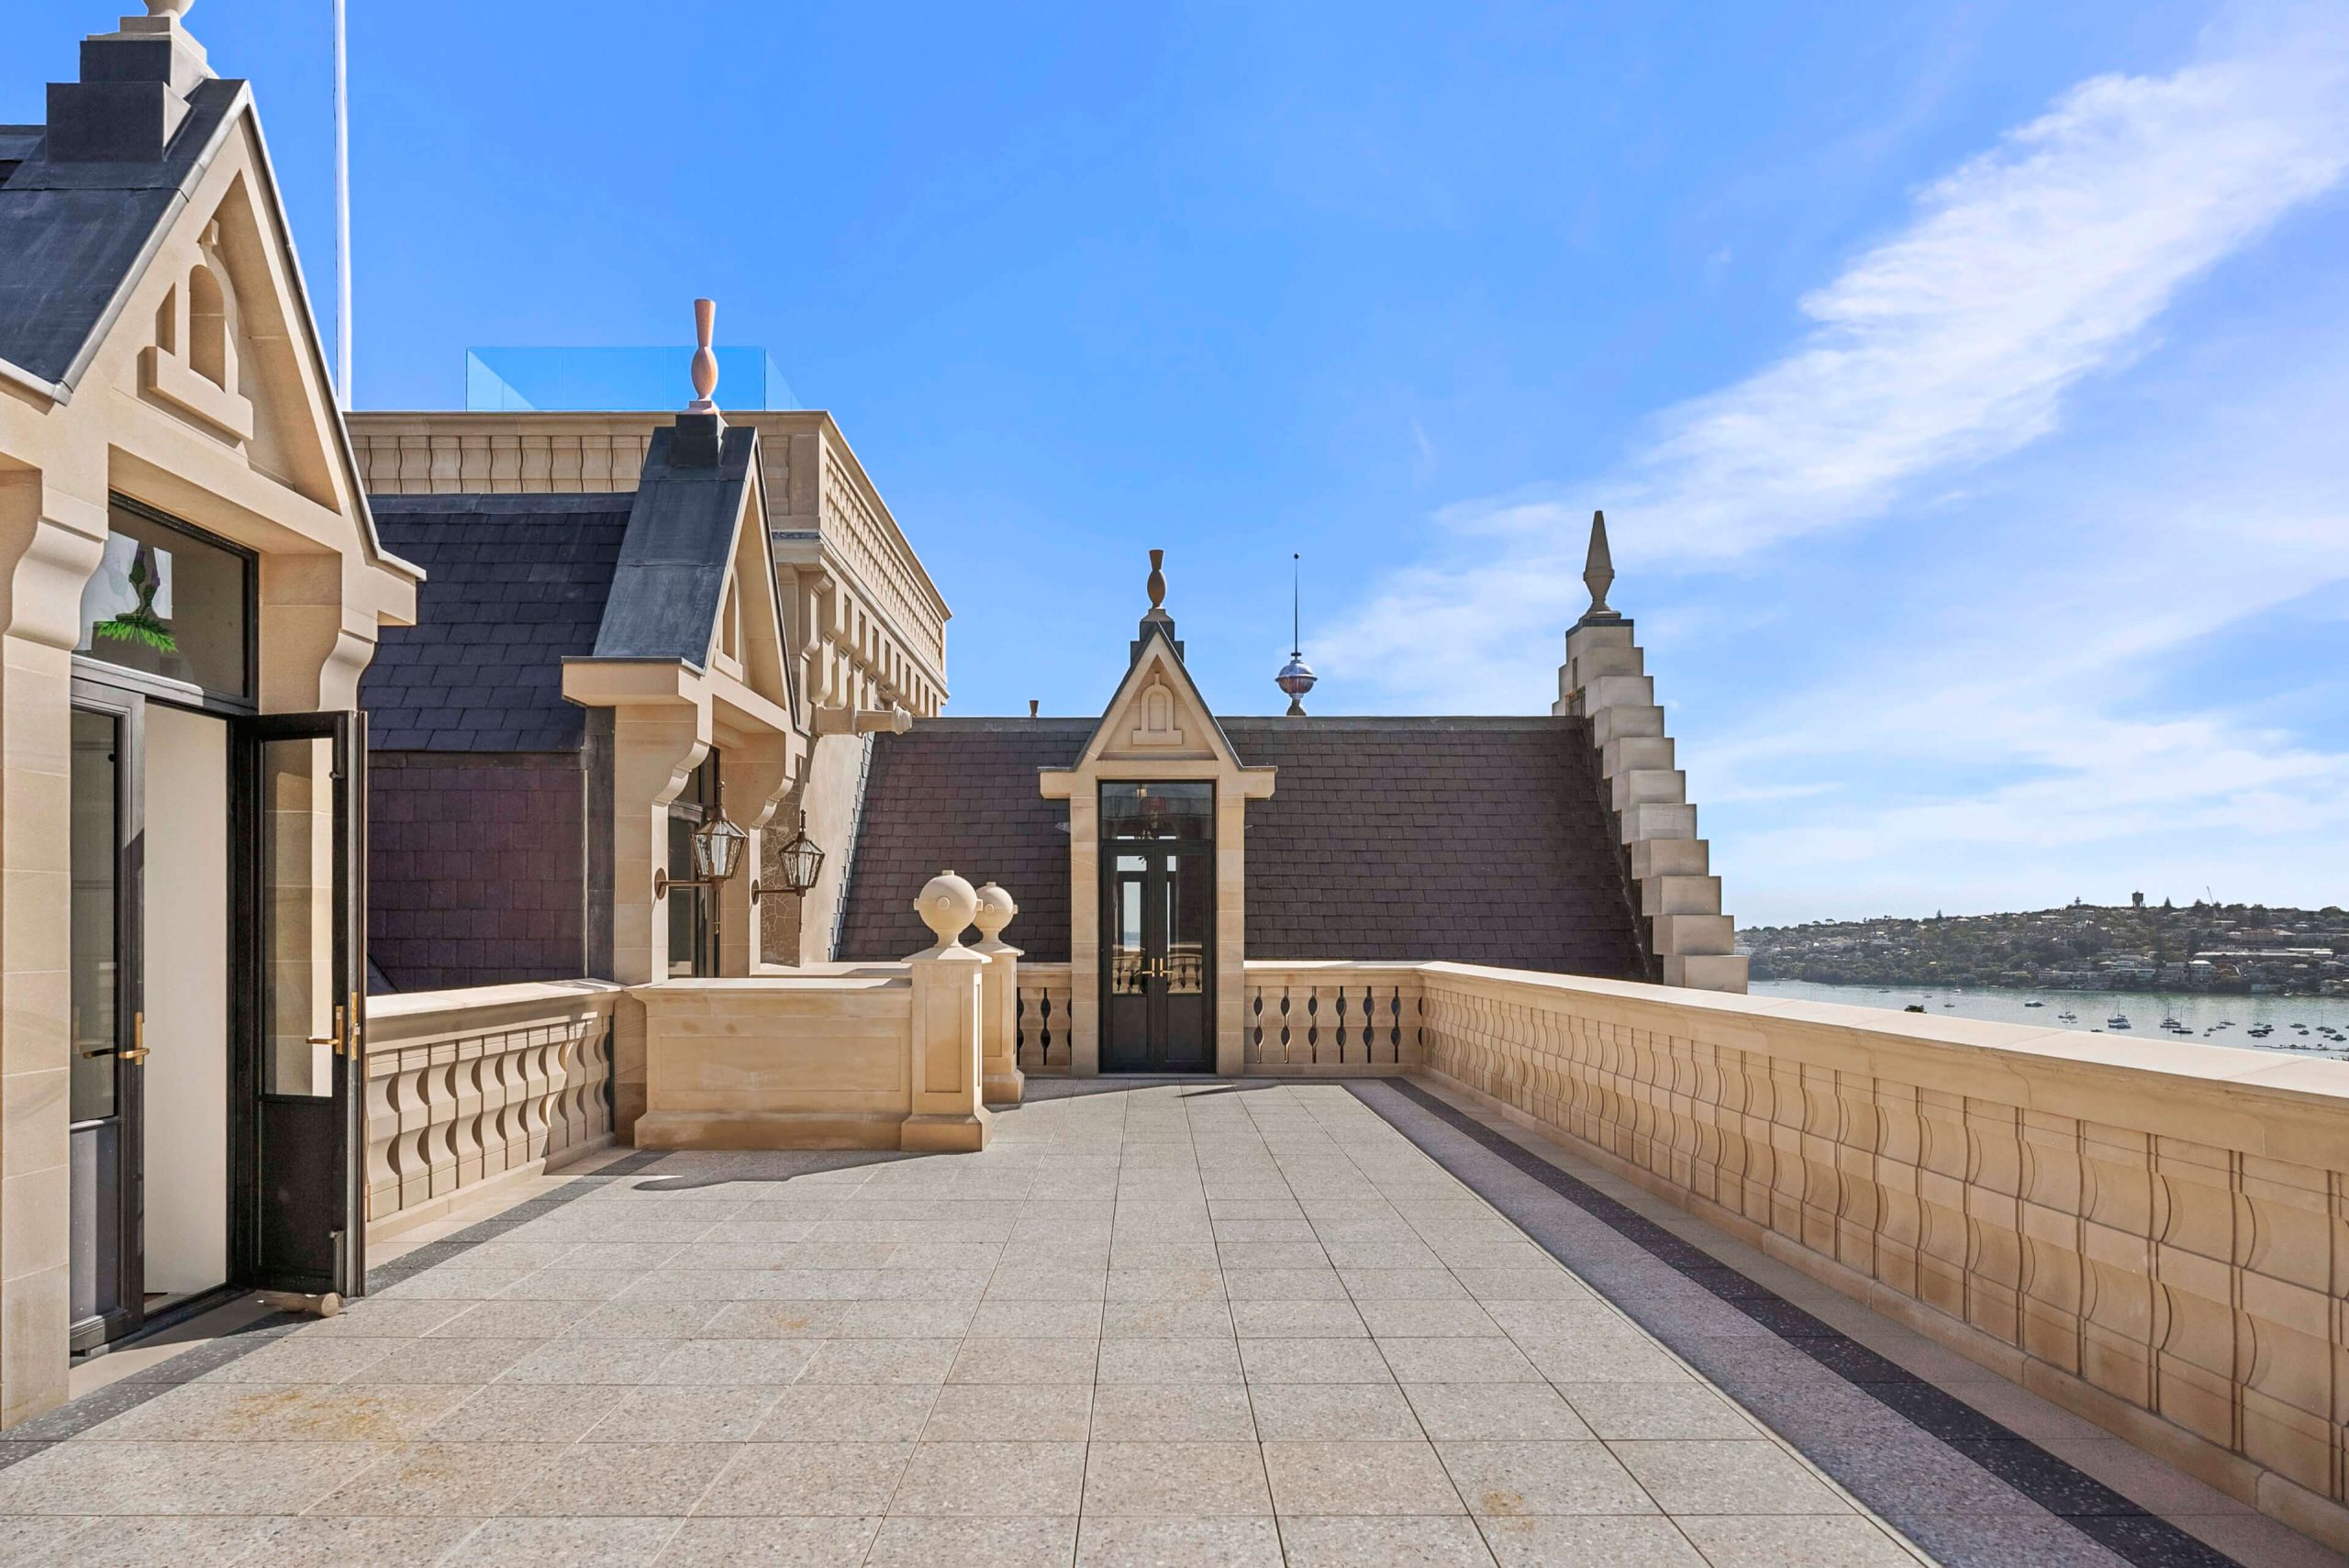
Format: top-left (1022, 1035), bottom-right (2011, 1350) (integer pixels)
top-left (1403, 962), bottom-right (2349, 1555)
top-left (1015, 962), bottom-right (1074, 1073)
top-left (363, 980), bottom-right (622, 1240)
top-left (1242, 962), bottom-right (1425, 1072)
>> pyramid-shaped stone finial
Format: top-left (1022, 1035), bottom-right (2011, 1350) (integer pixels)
top-left (1580, 509), bottom-right (1619, 622)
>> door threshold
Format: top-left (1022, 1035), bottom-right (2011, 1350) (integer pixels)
top-left (69, 1282), bottom-right (244, 1363)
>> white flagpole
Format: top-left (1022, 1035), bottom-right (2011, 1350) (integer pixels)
top-left (333, 0), bottom-right (351, 405)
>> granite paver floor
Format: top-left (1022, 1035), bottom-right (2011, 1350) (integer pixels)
top-left (0, 1081), bottom-right (2235, 1565)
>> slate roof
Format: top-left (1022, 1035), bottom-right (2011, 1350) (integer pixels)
top-left (835, 721), bottom-right (1090, 962)
top-left (832, 716), bottom-right (1648, 977)
top-left (0, 79), bottom-right (244, 391)
top-left (1220, 717), bottom-right (1646, 974)
top-left (361, 495), bottom-right (631, 751)
top-left (590, 421), bottom-right (757, 667)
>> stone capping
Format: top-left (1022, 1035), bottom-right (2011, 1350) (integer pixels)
top-left (369, 977), bottom-right (626, 1031)
top-left (1410, 961), bottom-right (2349, 1159)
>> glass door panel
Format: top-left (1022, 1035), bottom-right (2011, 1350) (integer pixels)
top-left (1105, 854), bottom-right (1151, 1070)
top-left (240, 713), bottom-right (364, 1298)
top-left (1160, 848), bottom-right (1212, 1071)
top-left (69, 694), bottom-right (144, 1348)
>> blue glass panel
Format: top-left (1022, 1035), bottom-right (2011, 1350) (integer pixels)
top-left (462, 347), bottom-right (799, 412)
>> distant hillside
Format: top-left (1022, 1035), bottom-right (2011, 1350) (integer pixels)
top-left (1742, 901), bottom-right (2349, 995)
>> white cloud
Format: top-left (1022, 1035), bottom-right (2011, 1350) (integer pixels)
top-left (1316, 6), bottom-right (2349, 922)
top-left (1321, 10), bottom-right (2349, 710)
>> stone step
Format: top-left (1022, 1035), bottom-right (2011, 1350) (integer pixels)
top-left (1583, 673), bottom-right (1655, 713)
top-left (1564, 641), bottom-right (1644, 695)
top-left (1631, 837), bottom-right (1709, 881)
top-left (1651, 912), bottom-right (1734, 955)
top-left (1612, 768), bottom-right (1686, 814)
top-left (1619, 801), bottom-right (1696, 844)
top-left (1641, 873), bottom-right (1720, 917)
top-left (1600, 735), bottom-right (1674, 780)
top-left (1592, 704), bottom-right (1665, 747)
top-left (1663, 953), bottom-right (1749, 992)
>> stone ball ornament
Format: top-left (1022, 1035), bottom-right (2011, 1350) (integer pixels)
top-left (973, 882), bottom-right (1019, 941)
top-left (915, 870), bottom-right (979, 947)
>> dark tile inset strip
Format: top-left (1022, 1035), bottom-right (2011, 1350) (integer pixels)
top-left (1359, 1078), bottom-right (2244, 1568)
top-left (3, 1146), bottom-right (672, 1447)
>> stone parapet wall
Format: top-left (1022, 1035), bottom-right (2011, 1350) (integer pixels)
top-left (1408, 963), bottom-right (2349, 1553)
top-left (363, 980), bottom-right (622, 1240)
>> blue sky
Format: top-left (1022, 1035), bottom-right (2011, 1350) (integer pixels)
top-left (9, 0), bottom-right (2346, 924)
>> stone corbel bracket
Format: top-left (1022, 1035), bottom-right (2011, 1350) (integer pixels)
top-left (1558, 615), bottom-right (1747, 994)
top-left (811, 702), bottom-right (912, 738)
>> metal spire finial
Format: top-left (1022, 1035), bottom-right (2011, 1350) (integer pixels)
top-left (1275, 550), bottom-right (1318, 717)
top-left (688, 298), bottom-right (719, 412)
top-left (1581, 509), bottom-right (1619, 621)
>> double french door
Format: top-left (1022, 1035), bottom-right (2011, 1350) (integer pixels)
top-left (1101, 840), bottom-right (1214, 1073)
top-left (67, 690), bottom-right (369, 1349)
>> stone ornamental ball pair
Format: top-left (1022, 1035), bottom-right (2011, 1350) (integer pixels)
top-left (916, 873), bottom-right (1017, 946)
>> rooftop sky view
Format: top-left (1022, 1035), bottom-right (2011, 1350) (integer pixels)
top-left (7, 0), bottom-right (2342, 924)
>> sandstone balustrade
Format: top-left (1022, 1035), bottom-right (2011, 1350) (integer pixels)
top-left (1403, 962), bottom-right (2349, 1554)
top-left (1015, 962), bottom-right (1074, 1073)
top-left (363, 979), bottom-right (623, 1240)
top-left (1241, 962), bottom-right (1427, 1073)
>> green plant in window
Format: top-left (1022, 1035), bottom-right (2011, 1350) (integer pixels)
top-left (91, 543), bottom-right (177, 653)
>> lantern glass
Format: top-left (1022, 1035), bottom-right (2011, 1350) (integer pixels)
top-left (690, 810), bottom-right (748, 882)
top-left (774, 811), bottom-right (826, 896)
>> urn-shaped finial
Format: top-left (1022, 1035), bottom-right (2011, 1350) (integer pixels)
top-left (973, 882), bottom-right (1019, 944)
top-left (146, 0), bottom-right (195, 18)
top-left (1145, 549), bottom-right (1167, 611)
top-left (688, 298), bottom-right (719, 412)
top-left (914, 870), bottom-right (978, 948)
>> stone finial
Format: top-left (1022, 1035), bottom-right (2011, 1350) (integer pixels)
top-left (914, 870), bottom-right (977, 949)
top-left (972, 883), bottom-right (1019, 945)
top-left (1145, 549), bottom-right (1167, 613)
top-left (1580, 509), bottom-right (1620, 622)
top-left (688, 298), bottom-right (718, 412)
top-left (146, 0), bottom-right (195, 17)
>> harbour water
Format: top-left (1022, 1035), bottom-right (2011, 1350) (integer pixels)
top-left (1748, 979), bottom-right (2349, 1060)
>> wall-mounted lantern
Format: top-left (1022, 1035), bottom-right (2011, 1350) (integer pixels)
top-left (756, 811), bottom-right (826, 906)
top-left (655, 780), bottom-right (751, 899)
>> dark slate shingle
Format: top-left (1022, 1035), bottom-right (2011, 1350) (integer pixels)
top-left (360, 494), bottom-right (633, 753)
top-left (834, 716), bottom-right (1646, 978)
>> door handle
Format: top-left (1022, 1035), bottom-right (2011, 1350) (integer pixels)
top-left (308, 1002), bottom-right (349, 1057)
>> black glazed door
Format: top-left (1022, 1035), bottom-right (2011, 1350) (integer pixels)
top-left (236, 711), bottom-right (366, 1298)
top-left (1100, 843), bottom-right (1213, 1073)
top-left (68, 686), bottom-right (145, 1350)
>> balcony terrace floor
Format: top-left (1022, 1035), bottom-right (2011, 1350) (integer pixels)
top-left (0, 1079), bottom-right (2333, 1568)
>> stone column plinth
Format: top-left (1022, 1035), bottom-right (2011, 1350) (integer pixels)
top-left (900, 872), bottom-right (992, 1152)
top-left (972, 883), bottom-right (1024, 1106)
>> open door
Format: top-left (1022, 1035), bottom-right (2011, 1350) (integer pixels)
top-left (234, 711), bottom-right (366, 1299)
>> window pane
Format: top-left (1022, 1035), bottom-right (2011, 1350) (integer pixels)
top-left (78, 505), bottom-right (250, 697)
top-left (1100, 781), bottom-right (1212, 840)
top-left (261, 737), bottom-right (337, 1096)
top-left (70, 710), bottom-right (118, 1122)
top-left (1167, 856), bottom-right (1208, 995)
top-left (1110, 876), bottom-right (1146, 995)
